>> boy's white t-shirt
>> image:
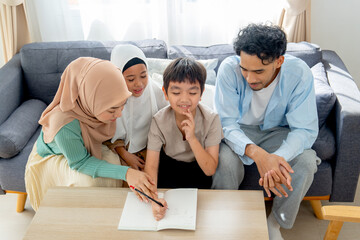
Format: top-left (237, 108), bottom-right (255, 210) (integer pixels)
top-left (111, 79), bottom-right (168, 153)
top-left (241, 73), bottom-right (280, 125)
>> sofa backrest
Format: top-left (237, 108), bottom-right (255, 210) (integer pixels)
top-left (20, 39), bottom-right (321, 105)
top-left (168, 41), bottom-right (322, 73)
top-left (20, 39), bottom-right (167, 105)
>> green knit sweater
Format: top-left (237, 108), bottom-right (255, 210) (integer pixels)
top-left (36, 119), bottom-right (129, 181)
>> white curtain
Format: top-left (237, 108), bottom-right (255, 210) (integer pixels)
top-left (0, 0), bottom-right (30, 63)
top-left (24, 0), bottom-right (284, 46)
top-left (278, 0), bottom-right (311, 42)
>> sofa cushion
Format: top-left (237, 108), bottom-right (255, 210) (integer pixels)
top-left (21, 39), bottom-right (167, 105)
top-left (312, 123), bottom-right (336, 161)
top-left (147, 57), bottom-right (218, 85)
top-left (0, 99), bottom-right (46, 158)
top-left (168, 44), bottom-right (235, 73)
top-left (312, 62), bottom-right (336, 128)
top-left (286, 42), bottom-right (322, 68)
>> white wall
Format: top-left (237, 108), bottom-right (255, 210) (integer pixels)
top-left (311, 0), bottom-right (360, 89)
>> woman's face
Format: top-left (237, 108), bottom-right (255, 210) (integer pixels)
top-left (96, 99), bottom-right (127, 123)
top-left (123, 64), bottom-right (148, 97)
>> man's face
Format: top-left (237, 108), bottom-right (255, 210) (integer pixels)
top-left (239, 51), bottom-right (284, 91)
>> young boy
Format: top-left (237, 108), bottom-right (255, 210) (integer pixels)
top-left (144, 57), bottom-right (223, 220)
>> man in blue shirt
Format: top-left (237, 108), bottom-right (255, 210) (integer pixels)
top-left (212, 24), bottom-right (319, 240)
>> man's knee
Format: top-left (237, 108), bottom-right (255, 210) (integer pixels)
top-left (218, 142), bottom-right (244, 174)
top-left (292, 149), bottom-right (317, 174)
top-left (212, 142), bottom-right (244, 189)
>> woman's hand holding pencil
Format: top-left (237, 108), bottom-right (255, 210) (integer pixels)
top-left (126, 168), bottom-right (157, 202)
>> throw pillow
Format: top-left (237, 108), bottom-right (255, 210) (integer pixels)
top-left (147, 58), bottom-right (218, 85)
top-left (0, 99), bottom-right (47, 158)
top-left (311, 62), bottom-right (336, 128)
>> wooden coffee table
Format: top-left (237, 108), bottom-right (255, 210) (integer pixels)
top-left (23, 187), bottom-right (268, 240)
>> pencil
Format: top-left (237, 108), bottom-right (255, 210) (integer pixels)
top-left (130, 185), bottom-right (165, 207)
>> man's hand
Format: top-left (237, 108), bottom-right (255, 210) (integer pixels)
top-left (260, 172), bottom-right (289, 198)
top-left (246, 144), bottom-right (294, 195)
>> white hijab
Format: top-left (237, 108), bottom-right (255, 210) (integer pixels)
top-left (110, 44), bottom-right (167, 153)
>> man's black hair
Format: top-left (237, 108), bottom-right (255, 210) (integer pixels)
top-left (233, 23), bottom-right (287, 64)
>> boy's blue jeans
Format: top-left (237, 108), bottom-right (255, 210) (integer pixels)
top-left (211, 125), bottom-right (318, 229)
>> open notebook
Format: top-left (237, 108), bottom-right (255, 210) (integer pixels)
top-left (118, 188), bottom-right (197, 231)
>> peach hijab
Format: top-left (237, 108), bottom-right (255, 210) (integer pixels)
top-left (38, 57), bottom-right (132, 159)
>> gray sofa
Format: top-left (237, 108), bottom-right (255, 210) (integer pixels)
top-left (1, 39), bottom-right (359, 214)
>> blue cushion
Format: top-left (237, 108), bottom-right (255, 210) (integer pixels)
top-left (312, 124), bottom-right (336, 161)
top-left (0, 99), bottom-right (46, 158)
top-left (312, 62), bottom-right (336, 128)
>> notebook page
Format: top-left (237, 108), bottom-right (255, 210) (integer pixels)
top-left (118, 192), bottom-right (164, 231)
top-left (158, 188), bottom-right (197, 230)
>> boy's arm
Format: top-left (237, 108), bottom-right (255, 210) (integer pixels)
top-left (188, 139), bottom-right (219, 176)
top-left (182, 109), bottom-right (219, 176)
top-left (144, 149), bottom-right (160, 188)
top-left (144, 149), bottom-right (168, 221)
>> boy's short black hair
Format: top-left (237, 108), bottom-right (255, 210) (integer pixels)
top-left (163, 57), bottom-right (206, 94)
top-left (233, 23), bottom-right (287, 65)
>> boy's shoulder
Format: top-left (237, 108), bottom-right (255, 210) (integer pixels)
top-left (153, 105), bottom-right (173, 121)
top-left (198, 103), bottom-right (219, 120)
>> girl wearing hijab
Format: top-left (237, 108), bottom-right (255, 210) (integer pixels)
top-left (109, 45), bottom-right (167, 170)
top-left (25, 57), bottom-right (156, 211)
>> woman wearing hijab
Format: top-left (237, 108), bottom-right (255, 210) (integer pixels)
top-left (25, 57), bottom-right (156, 211)
top-left (109, 45), bottom-right (167, 170)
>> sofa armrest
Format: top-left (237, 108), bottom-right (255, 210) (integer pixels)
top-left (322, 50), bottom-right (360, 202)
top-left (0, 54), bottom-right (24, 125)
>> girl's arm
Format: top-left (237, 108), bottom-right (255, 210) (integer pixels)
top-left (115, 146), bottom-right (145, 170)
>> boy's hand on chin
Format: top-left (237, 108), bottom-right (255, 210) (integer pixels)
top-left (181, 109), bottom-right (196, 141)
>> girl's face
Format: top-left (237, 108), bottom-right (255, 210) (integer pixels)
top-left (96, 99), bottom-right (127, 123)
top-left (123, 64), bottom-right (148, 97)
top-left (163, 80), bottom-right (202, 116)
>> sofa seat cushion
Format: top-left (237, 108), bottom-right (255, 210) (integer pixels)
top-left (21, 39), bottom-right (167, 105)
top-left (0, 99), bottom-right (46, 158)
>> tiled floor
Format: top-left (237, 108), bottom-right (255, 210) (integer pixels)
top-left (1, 179), bottom-right (359, 240)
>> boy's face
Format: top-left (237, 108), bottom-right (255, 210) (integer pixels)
top-left (122, 64), bottom-right (148, 97)
top-left (163, 80), bottom-right (202, 116)
top-left (239, 51), bottom-right (284, 91)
